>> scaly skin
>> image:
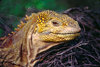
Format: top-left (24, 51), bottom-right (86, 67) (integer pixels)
top-left (0, 10), bottom-right (81, 67)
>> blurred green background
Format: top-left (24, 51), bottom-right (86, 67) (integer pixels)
top-left (0, 0), bottom-right (100, 37)
top-left (0, 0), bottom-right (100, 16)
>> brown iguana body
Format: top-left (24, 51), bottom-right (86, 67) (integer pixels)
top-left (0, 10), bottom-right (81, 67)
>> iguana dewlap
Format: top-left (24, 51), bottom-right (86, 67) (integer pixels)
top-left (0, 10), bottom-right (81, 67)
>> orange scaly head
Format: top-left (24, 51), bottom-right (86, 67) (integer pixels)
top-left (32, 10), bottom-right (81, 42)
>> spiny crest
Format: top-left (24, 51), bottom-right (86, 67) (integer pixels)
top-left (24, 13), bottom-right (36, 21)
top-left (8, 21), bottom-right (25, 36)
top-left (7, 13), bottom-right (37, 36)
top-left (15, 21), bottom-right (25, 31)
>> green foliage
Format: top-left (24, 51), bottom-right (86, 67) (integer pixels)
top-left (0, 0), bottom-right (68, 17)
top-left (0, 29), bottom-right (4, 37)
top-left (0, 0), bottom-right (100, 17)
top-left (0, 0), bottom-right (26, 16)
top-left (29, 0), bottom-right (58, 10)
top-left (25, 0), bottom-right (67, 10)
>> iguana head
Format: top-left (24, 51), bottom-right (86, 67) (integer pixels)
top-left (31, 10), bottom-right (81, 42)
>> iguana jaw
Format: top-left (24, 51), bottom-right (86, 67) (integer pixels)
top-left (39, 31), bottom-right (80, 42)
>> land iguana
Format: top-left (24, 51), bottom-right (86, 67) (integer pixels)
top-left (0, 10), bottom-right (81, 67)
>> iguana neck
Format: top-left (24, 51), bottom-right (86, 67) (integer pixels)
top-left (0, 19), bottom-right (59, 67)
top-left (25, 32), bottom-right (59, 67)
top-left (0, 20), bottom-right (35, 66)
top-left (13, 20), bottom-right (59, 66)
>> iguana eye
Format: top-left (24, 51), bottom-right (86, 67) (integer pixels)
top-left (52, 21), bottom-right (60, 26)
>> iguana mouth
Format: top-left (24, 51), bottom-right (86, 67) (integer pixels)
top-left (52, 31), bottom-right (81, 38)
top-left (54, 32), bottom-right (80, 35)
top-left (54, 33), bottom-right (80, 38)
top-left (41, 31), bottom-right (80, 36)
top-left (40, 32), bottom-right (80, 42)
